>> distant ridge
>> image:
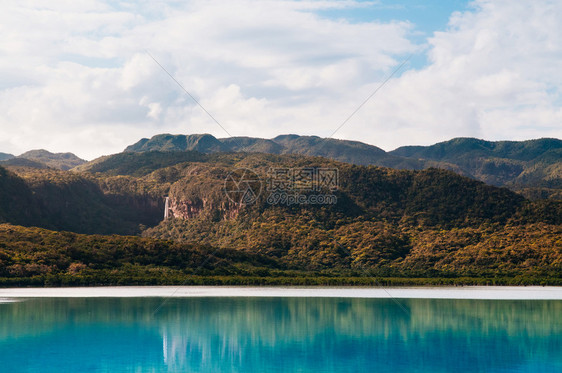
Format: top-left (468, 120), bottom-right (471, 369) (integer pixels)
top-left (125, 133), bottom-right (405, 166)
top-left (0, 152), bottom-right (14, 161)
top-left (121, 134), bottom-right (561, 192)
top-left (390, 137), bottom-right (562, 188)
top-left (0, 158), bottom-right (50, 169)
top-left (390, 137), bottom-right (562, 162)
top-left (125, 134), bottom-right (230, 153)
top-left (17, 149), bottom-right (86, 171)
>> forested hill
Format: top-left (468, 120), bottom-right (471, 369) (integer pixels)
top-left (0, 149), bottom-right (86, 171)
top-left (1, 149), bottom-right (561, 284)
top-left (122, 134), bottom-right (561, 192)
top-left (391, 137), bottom-right (561, 161)
top-left (17, 149), bottom-right (86, 170)
top-left (4, 151), bottom-right (560, 234)
top-left (0, 165), bottom-right (164, 235)
top-left (390, 137), bottom-right (562, 188)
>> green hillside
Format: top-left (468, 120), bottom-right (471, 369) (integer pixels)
top-left (391, 137), bottom-right (561, 161)
top-left (136, 154), bottom-right (560, 275)
top-left (0, 223), bottom-right (280, 286)
top-left (0, 158), bottom-right (50, 169)
top-left (6, 151), bottom-right (560, 235)
top-left (73, 151), bottom-right (209, 176)
top-left (17, 149), bottom-right (86, 171)
top-left (121, 134), bottom-right (561, 193)
top-left (0, 167), bottom-right (39, 226)
top-left (1, 147), bottom-right (561, 286)
top-left (0, 166), bottom-right (163, 235)
top-left (220, 137), bottom-right (284, 153)
top-left (1, 220), bottom-right (560, 286)
top-left (391, 138), bottom-right (562, 188)
top-left (125, 134), bottom-right (230, 153)
top-left (124, 133), bottom-right (416, 166)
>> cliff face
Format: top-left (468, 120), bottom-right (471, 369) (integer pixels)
top-left (168, 197), bottom-right (241, 220)
top-left (164, 164), bottom-right (246, 221)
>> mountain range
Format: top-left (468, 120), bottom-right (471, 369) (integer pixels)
top-left (0, 133), bottom-right (560, 285)
top-left (123, 133), bottom-right (562, 196)
top-left (4, 134), bottom-right (560, 193)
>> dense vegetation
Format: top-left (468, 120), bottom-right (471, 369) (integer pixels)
top-left (0, 220), bottom-right (560, 286)
top-left (140, 157), bottom-right (560, 279)
top-left (122, 134), bottom-right (562, 192)
top-left (17, 149), bottom-right (86, 170)
top-left (391, 137), bottom-right (562, 190)
top-left (0, 224), bottom-right (283, 286)
top-left (0, 142), bottom-right (560, 286)
top-left (73, 150), bottom-right (210, 176)
top-left (0, 166), bottom-right (164, 235)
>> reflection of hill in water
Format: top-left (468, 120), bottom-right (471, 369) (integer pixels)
top-left (1, 297), bottom-right (561, 372)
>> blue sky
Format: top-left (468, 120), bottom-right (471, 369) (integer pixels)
top-left (317, 0), bottom-right (469, 33)
top-left (317, 0), bottom-right (472, 68)
top-left (0, 0), bottom-right (560, 159)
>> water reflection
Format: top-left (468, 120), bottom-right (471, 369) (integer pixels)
top-left (0, 297), bottom-right (561, 372)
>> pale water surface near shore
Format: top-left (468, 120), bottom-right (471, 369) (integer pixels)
top-left (1, 285), bottom-right (562, 299)
top-left (1, 287), bottom-right (561, 372)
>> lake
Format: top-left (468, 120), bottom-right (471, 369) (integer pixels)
top-left (1, 289), bottom-right (561, 372)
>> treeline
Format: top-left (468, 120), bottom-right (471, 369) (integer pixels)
top-left (1, 224), bottom-right (560, 286)
top-left (146, 214), bottom-right (562, 276)
top-left (0, 223), bottom-right (280, 286)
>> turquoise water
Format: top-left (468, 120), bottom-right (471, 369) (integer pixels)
top-left (1, 297), bottom-right (561, 372)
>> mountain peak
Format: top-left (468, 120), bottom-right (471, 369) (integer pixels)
top-left (114, 133), bottom-right (562, 192)
top-left (124, 134), bottom-right (229, 153)
top-left (0, 152), bottom-right (14, 161)
top-left (16, 149), bottom-right (86, 171)
top-left (391, 137), bottom-right (562, 162)
top-left (273, 134), bottom-right (302, 141)
top-left (124, 133), bottom-right (389, 165)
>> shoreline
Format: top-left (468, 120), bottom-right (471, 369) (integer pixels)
top-left (1, 286), bottom-right (562, 300)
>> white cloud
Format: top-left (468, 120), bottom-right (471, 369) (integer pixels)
top-left (351, 0), bottom-right (562, 150)
top-left (0, 0), bottom-right (560, 159)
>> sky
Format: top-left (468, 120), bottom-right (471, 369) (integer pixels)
top-left (0, 0), bottom-right (561, 160)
